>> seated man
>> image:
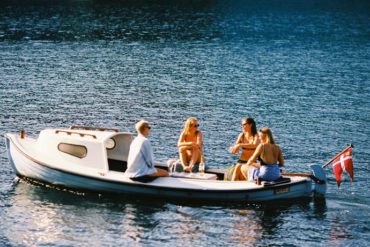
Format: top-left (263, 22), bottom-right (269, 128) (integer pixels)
top-left (123, 120), bottom-right (168, 182)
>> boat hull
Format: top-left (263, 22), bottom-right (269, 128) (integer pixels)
top-left (5, 136), bottom-right (313, 203)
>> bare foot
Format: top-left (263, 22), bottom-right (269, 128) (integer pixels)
top-left (184, 166), bottom-right (192, 173)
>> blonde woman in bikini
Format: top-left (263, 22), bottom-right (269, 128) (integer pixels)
top-left (177, 117), bottom-right (204, 172)
top-left (230, 117), bottom-right (260, 181)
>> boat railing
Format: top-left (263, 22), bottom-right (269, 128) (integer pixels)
top-left (55, 130), bottom-right (97, 139)
top-left (69, 125), bottom-right (119, 132)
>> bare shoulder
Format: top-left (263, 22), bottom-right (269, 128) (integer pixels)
top-left (196, 130), bottom-right (203, 137)
top-left (274, 144), bottom-right (282, 153)
top-left (253, 135), bottom-right (260, 144)
top-left (236, 132), bottom-right (243, 141)
top-left (256, 143), bottom-right (263, 151)
top-left (178, 131), bottom-right (186, 140)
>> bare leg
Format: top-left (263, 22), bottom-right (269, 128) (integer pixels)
top-left (179, 146), bottom-right (190, 167)
top-left (240, 163), bottom-right (260, 181)
top-left (240, 165), bottom-right (249, 180)
top-left (189, 147), bottom-right (201, 167)
top-left (231, 163), bottom-right (242, 181)
top-left (149, 168), bottom-right (169, 177)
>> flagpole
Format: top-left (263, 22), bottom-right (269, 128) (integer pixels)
top-left (322, 144), bottom-right (353, 169)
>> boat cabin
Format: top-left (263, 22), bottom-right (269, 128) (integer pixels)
top-left (36, 125), bottom-right (133, 174)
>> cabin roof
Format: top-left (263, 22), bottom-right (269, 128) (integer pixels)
top-left (42, 128), bottom-right (133, 143)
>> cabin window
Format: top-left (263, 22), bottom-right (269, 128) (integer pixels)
top-left (58, 143), bottom-right (87, 158)
top-left (105, 138), bottom-right (116, 150)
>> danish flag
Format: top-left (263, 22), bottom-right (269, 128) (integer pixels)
top-left (332, 147), bottom-right (354, 187)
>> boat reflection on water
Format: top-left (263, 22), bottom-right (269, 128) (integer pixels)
top-left (2, 180), bottom-right (67, 246)
top-left (228, 197), bottom-right (327, 246)
top-left (1, 180), bottom-right (162, 246)
top-left (227, 209), bottom-right (263, 246)
top-left (3, 179), bottom-right (328, 246)
top-left (312, 196), bottom-right (327, 220)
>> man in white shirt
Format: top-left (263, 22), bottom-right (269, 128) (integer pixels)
top-left (124, 120), bottom-right (168, 182)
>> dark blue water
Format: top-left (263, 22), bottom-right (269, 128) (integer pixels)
top-left (1, 0), bottom-right (370, 246)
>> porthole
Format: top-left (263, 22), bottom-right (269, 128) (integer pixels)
top-left (105, 138), bottom-right (116, 149)
top-left (58, 143), bottom-right (87, 158)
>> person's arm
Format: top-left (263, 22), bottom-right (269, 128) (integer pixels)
top-left (235, 133), bottom-right (243, 144)
top-left (177, 132), bottom-right (192, 148)
top-left (234, 134), bottom-right (259, 151)
top-left (195, 131), bottom-right (203, 149)
top-left (197, 131), bottom-right (205, 163)
top-left (230, 133), bottom-right (243, 154)
top-left (147, 140), bottom-right (155, 165)
top-left (141, 139), bottom-right (154, 168)
top-left (254, 135), bottom-right (261, 145)
top-left (238, 142), bottom-right (258, 150)
top-left (246, 144), bottom-right (263, 166)
top-left (277, 146), bottom-right (284, 167)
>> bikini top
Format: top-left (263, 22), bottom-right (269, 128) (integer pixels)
top-left (240, 133), bottom-right (256, 150)
top-left (184, 131), bottom-right (201, 144)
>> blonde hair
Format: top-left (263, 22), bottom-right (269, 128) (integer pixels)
top-left (259, 127), bottom-right (275, 144)
top-left (135, 120), bottom-right (150, 134)
top-left (183, 117), bottom-right (198, 135)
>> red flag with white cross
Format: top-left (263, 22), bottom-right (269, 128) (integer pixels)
top-left (332, 147), bottom-right (354, 187)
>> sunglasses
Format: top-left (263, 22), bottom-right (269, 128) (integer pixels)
top-left (193, 124), bottom-right (199, 127)
top-left (146, 126), bottom-right (151, 130)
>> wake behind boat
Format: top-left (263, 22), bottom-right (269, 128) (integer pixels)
top-left (4, 125), bottom-right (327, 202)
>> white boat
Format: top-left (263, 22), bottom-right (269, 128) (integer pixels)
top-left (4, 125), bottom-right (327, 203)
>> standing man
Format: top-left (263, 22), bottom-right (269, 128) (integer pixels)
top-left (124, 120), bottom-right (168, 182)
